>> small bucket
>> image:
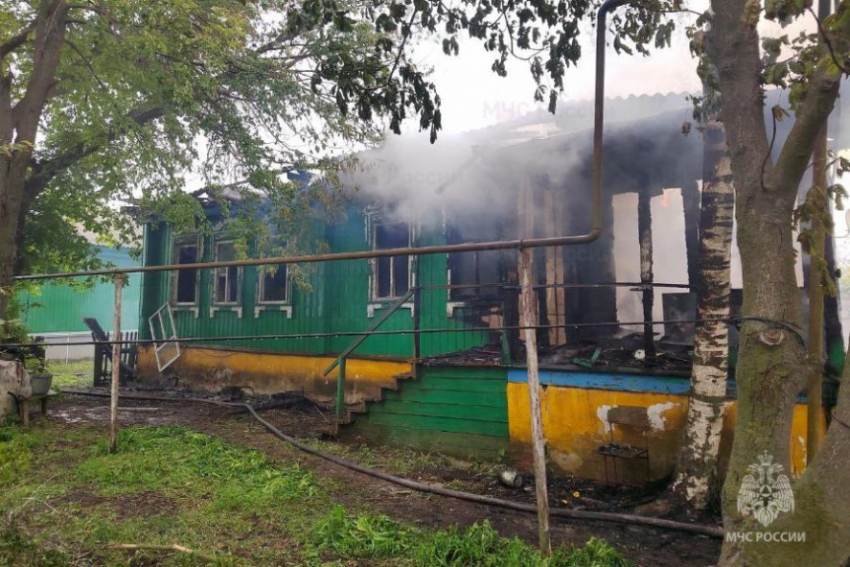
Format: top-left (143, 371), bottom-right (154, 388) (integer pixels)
top-left (30, 374), bottom-right (53, 396)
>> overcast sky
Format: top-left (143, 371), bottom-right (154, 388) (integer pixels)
top-left (411, 15), bottom-right (702, 135)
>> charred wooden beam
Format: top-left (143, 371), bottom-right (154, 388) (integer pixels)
top-left (682, 181), bottom-right (701, 291)
top-left (543, 187), bottom-right (566, 346)
top-left (637, 185), bottom-right (655, 356)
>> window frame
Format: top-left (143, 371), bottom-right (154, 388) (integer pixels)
top-left (369, 219), bottom-right (413, 302)
top-left (255, 264), bottom-right (293, 318)
top-left (444, 222), bottom-right (505, 317)
top-left (210, 238), bottom-right (243, 318)
top-left (170, 235), bottom-right (202, 317)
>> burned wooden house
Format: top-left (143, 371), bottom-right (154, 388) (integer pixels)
top-left (136, 93), bottom-right (837, 484)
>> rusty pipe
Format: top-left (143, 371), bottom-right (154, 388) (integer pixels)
top-left (593, 0), bottom-right (634, 242)
top-left (13, 236), bottom-right (589, 282)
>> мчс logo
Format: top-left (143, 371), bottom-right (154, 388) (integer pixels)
top-left (737, 452), bottom-right (795, 527)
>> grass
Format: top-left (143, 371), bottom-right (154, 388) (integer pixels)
top-left (309, 438), bottom-right (501, 481)
top-left (44, 360), bottom-right (92, 390)
top-left (312, 506), bottom-right (632, 567)
top-left (0, 422), bottom-right (631, 566)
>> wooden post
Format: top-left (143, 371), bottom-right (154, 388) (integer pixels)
top-left (805, 0), bottom-right (833, 464)
top-left (807, 124), bottom-right (827, 462)
top-left (413, 285), bottom-right (421, 364)
top-left (519, 248), bottom-right (551, 555)
top-left (336, 357), bottom-right (346, 422)
top-left (637, 186), bottom-right (655, 357)
top-left (109, 274), bottom-right (123, 454)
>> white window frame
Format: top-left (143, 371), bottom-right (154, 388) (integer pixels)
top-left (255, 264), bottom-right (293, 318)
top-left (171, 235), bottom-right (201, 318)
top-left (210, 239), bottom-right (243, 318)
top-left (446, 261), bottom-right (466, 318)
top-left (366, 215), bottom-right (414, 317)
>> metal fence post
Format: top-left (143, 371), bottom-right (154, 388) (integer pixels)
top-left (109, 274), bottom-right (123, 454)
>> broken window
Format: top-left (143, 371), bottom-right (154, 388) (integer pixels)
top-left (446, 226), bottom-right (502, 302)
top-left (173, 242), bottom-right (199, 304)
top-left (372, 222), bottom-right (410, 299)
top-left (213, 241), bottom-right (240, 304)
top-left (259, 264), bottom-right (289, 303)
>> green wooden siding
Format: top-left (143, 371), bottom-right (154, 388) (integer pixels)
top-left (140, 223), bottom-right (330, 354)
top-left (18, 246), bottom-right (141, 334)
top-left (138, 205), bottom-right (492, 359)
top-left (351, 366), bottom-right (509, 458)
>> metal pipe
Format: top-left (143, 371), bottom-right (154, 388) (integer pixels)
top-left (594, 0), bottom-right (634, 242)
top-left (14, 235), bottom-right (603, 282)
top-left (0, 317), bottom-right (759, 350)
top-left (323, 287), bottom-right (415, 376)
top-left (417, 282), bottom-right (690, 291)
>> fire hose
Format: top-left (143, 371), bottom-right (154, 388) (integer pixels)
top-left (62, 388), bottom-right (723, 539)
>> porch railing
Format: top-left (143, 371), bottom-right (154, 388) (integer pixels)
top-left (323, 287), bottom-right (416, 421)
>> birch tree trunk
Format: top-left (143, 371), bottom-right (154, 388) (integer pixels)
top-left (672, 119), bottom-right (734, 510)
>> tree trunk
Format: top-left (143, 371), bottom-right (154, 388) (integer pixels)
top-left (0, 0), bottom-right (69, 319)
top-left (806, 125), bottom-right (828, 462)
top-left (672, 119), bottom-right (734, 510)
top-left (704, 0), bottom-right (846, 562)
top-left (0, 152), bottom-right (31, 318)
top-left (718, 195), bottom-right (808, 565)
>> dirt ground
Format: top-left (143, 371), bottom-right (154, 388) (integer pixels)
top-left (47, 390), bottom-right (722, 567)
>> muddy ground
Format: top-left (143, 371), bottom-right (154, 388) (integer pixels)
top-left (47, 390), bottom-right (722, 567)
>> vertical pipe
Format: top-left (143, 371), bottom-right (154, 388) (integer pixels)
top-left (593, 0), bottom-right (632, 240)
top-left (109, 274), bottom-right (123, 454)
top-left (519, 248), bottom-right (551, 555)
top-left (336, 357), bottom-right (346, 422)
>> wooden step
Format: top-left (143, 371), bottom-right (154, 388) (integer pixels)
top-left (337, 372), bottom-right (419, 430)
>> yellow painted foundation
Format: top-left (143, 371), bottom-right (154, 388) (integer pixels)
top-left (137, 346), bottom-right (412, 404)
top-left (507, 382), bottom-right (812, 483)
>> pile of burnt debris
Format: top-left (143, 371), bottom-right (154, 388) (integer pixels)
top-left (421, 346), bottom-right (505, 367)
top-left (421, 334), bottom-right (693, 375)
top-left (543, 334), bottom-right (693, 374)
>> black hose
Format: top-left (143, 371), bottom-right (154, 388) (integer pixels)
top-left (61, 389), bottom-right (724, 539)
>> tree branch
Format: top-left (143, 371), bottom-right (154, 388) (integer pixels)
top-left (769, 69), bottom-right (841, 194)
top-left (26, 107), bottom-right (164, 196)
top-left (13, 0), bottom-right (70, 142)
top-left (0, 21), bottom-right (36, 58)
top-left (769, 1), bottom-right (850, 195)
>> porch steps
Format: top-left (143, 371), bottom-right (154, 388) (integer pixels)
top-left (333, 366), bottom-right (510, 459)
top-left (320, 372), bottom-right (415, 434)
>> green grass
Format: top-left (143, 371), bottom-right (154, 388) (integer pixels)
top-left (311, 506), bottom-right (632, 567)
top-left (0, 423), bottom-right (630, 566)
top-left (44, 359), bottom-right (92, 390)
top-left (309, 438), bottom-right (501, 480)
